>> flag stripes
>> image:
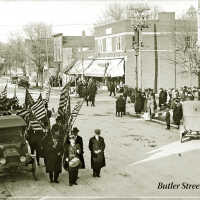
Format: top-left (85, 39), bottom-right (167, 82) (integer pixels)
top-left (29, 120), bottom-right (43, 131)
top-left (1, 84), bottom-right (7, 98)
top-left (59, 84), bottom-right (70, 109)
top-left (17, 109), bottom-right (30, 122)
top-left (25, 89), bottom-right (34, 108)
top-left (31, 94), bottom-right (46, 120)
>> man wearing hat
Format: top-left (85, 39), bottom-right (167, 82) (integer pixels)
top-left (64, 134), bottom-right (81, 186)
top-left (51, 116), bottom-right (65, 142)
top-left (172, 99), bottom-right (183, 129)
top-left (89, 129), bottom-right (106, 177)
top-left (44, 131), bottom-right (63, 183)
top-left (72, 127), bottom-right (85, 169)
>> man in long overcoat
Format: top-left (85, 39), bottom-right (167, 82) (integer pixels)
top-left (89, 129), bottom-right (106, 177)
top-left (43, 131), bottom-right (63, 183)
top-left (173, 100), bottom-right (183, 129)
top-left (88, 79), bottom-right (97, 106)
top-left (71, 127), bottom-right (85, 169)
top-left (26, 126), bottom-right (44, 166)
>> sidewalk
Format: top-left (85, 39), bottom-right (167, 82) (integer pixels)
top-left (126, 102), bottom-right (178, 129)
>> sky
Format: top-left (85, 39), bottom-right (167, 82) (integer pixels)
top-left (0, 0), bottom-right (197, 42)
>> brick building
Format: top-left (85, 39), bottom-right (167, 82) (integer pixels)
top-left (53, 33), bottom-right (95, 75)
top-left (93, 12), bottom-right (197, 90)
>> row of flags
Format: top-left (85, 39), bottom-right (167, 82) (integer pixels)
top-left (18, 86), bottom-right (51, 131)
top-left (0, 82), bottom-right (83, 134)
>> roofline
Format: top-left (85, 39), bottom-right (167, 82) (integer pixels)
top-left (53, 33), bottom-right (63, 37)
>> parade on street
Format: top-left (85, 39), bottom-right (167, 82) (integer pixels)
top-left (0, 0), bottom-right (200, 200)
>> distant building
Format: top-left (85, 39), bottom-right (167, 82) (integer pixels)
top-left (93, 12), bottom-right (197, 89)
top-left (53, 33), bottom-right (95, 76)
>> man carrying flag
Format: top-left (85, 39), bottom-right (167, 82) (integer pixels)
top-left (56, 83), bottom-right (71, 137)
top-left (25, 88), bottom-right (34, 109)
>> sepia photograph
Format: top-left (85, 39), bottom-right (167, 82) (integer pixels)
top-left (0, 0), bottom-right (199, 199)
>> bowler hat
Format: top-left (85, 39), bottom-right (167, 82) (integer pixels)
top-left (72, 127), bottom-right (79, 133)
top-left (95, 129), bottom-right (101, 135)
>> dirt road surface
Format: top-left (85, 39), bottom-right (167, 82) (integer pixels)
top-left (0, 92), bottom-right (200, 200)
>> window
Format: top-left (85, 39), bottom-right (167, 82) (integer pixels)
top-left (116, 36), bottom-right (122, 51)
top-left (97, 39), bottom-right (103, 53)
top-left (106, 38), bottom-right (112, 52)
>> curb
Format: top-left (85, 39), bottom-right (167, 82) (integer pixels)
top-left (127, 112), bottom-right (178, 129)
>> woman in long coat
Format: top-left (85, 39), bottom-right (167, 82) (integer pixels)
top-left (43, 132), bottom-right (63, 183)
top-left (89, 129), bottom-right (106, 178)
top-left (173, 101), bottom-right (183, 129)
top-left (134, 91), bottom-right (143, 114)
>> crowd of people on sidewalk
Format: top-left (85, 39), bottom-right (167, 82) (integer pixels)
top-left (111, 84), bottom-right (200, 129)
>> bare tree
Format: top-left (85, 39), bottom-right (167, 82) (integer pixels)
top-left (95, 2), bottom-right (159, 25)
top-left (95, 3), bottom-right (126, 25)
top-left (7, 32), bottom-right (26, 76)
top-left (167, 6), bottom-right (199, 87)
top-left (23, 22), bottom-right (52, 88)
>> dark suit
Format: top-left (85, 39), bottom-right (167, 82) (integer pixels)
top-left (89, 136), bottom-right (106, 177)
top-left (44, 135), bottom-right (63, 182)
top-left (165, 111), bottom-right (171, 129)
top-left (75, 135), bottom-right (85, 169)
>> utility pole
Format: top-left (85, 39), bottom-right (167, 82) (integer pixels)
top-left (174, 22), bottom-right (177, 89)
top-left (154, 23), bottom-right (158, 93)
top-left (129, 6), bottom-right (149, 90)
top-left (81, 30), bottom-right (85, 80)
top-left (134, 27), bottom-right (139, 89)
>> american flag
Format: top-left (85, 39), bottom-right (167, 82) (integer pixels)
top-left (1, 84), bottom-right (7, 98)
top-left (68, 100), bottom-right (84, 130)
top-left (17, 109), bottom-right (31, 122)
top-left (58, 84), bottom-right (70, 117)
top-left (25, 89), bottom-right (34, 108)
top-left (31, 94), bottom-right (47, 120)
top-left (29, 120), bottom-right (43, 131)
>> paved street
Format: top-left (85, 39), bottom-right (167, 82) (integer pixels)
top-left (1, 90), bottom-right (200, 200)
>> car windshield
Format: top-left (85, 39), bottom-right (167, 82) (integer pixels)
top-left (0, 128), bottom-right (23, 144)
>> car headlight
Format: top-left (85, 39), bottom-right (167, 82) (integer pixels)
top-left (0, 158), bottom-right (6, 165)
top-left (20, 156), bottom-right (26, 162)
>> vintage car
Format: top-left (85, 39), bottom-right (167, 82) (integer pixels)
top-left (0, 115), bottom-right (38, 180)
top-left (180, 101), bottom-right (200, 143)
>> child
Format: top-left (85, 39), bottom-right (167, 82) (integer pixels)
top-left (165, 107), bottom-right (171, 130)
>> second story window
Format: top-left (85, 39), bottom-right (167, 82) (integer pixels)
top-left (116, 36), bottom-right (122, 51)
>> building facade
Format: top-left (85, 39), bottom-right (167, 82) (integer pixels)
top-left (94, 12), bottom-right (197, 89)
top-left (53, 33), bottom-right (95, 76)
